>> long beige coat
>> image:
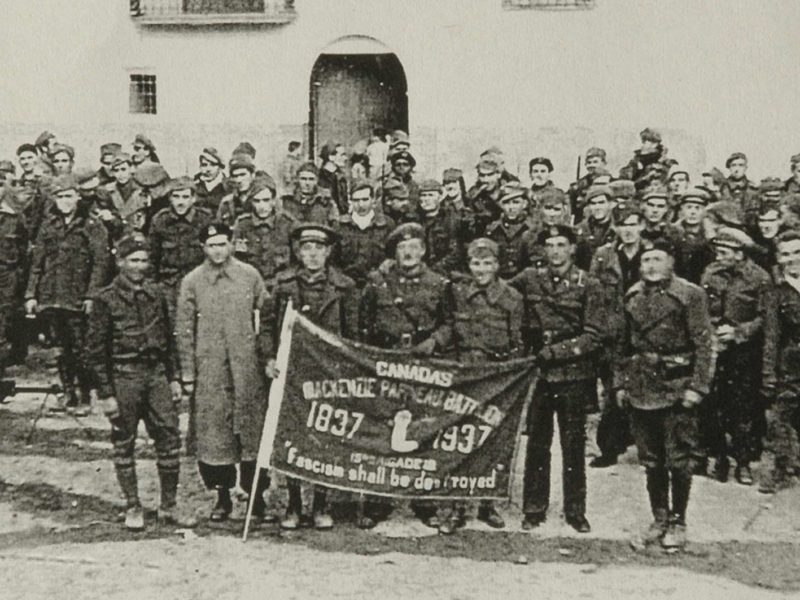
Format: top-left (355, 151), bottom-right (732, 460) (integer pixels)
top-left (176, 258), bottom-right (270, 464)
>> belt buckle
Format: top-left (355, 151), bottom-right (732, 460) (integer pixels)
top-left (400, 333), bottom-right (413, 348)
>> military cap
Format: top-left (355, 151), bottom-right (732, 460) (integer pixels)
top-left (499, 182), bottom-right (528, 203)
top-left (383, 178), bottom-right (409, 199)
top-left (387, 223), bottom-right (425, 252)
top-left (536, 224), bottom-right (577, 245)
top-left (776, 228), bottom-right (800, 245)
top-left (790, 153), bottom-right (800, 168)
top-left (640, 128), bottom-right (662, 143)
top-left (442, 168), bottom-right (463, 183)
top-left (389, 130), bottom-right (410, 149)
top-left (642, 187), bottom-right (669, 202)
top-left (528, 156), bottom-right (554, 172)
top-left (390, 150), bottom-right (416, 168)
top-left (759, 199), bottom-right (781, 215)
top-left (725, 152), bottom-right (747, 168)
top-left (706, 200), bottom-right (743, 228)
top-left (296, 161), bottom-right (318, 177)
top-left (233, 141), bottom-right (256, 158)
top-left (134, 164), bottom-right (170, 188)
top-left (100, 143), bottom-right (122, 158)
top-left (50, 174), bottom-right (79, 194)
top-left (16, 143), bottom-right (37, 156)
top-left (229, 153), bottom-right (256, 173)
top-left (251, 173), bottom-right (277, 197)
top-left (712, 227), bottom-right (753, 250)
top-left (291, 223), bottom-right (338, 245)
top-left (133, 133), bottom-right (155, 150)
top-left (585, 147), bottom-right (607, 161)
top-left (168, 176), bottom-right (196, 194)
top-left (539, 186), bottom-right (568, 208)
top-left (467, 237), bottom-right (499, 259)
top-left (585, 184), bottom-right (613, 202)
top-left (760, 177), bottom-right (783, 195)
top-left (200, 147), bottom-right (225, 168)
top-left (112, 153), bottom-right (132, 169)
top-left (612, 203), bottom-right (643, 224)
top-left (419, 178), bottom-right (443, 193)
top-left (476, 156), bottom-right (500, 172)
top-left (668, 164), bottom-right (689, 180)
top-left (679, 187), bottom-right (711, 206)
top-left (0, 161), bottom-right (16, 175)
top-left (74, 167), bottom-right (99, 186)
top-left (35, 131), bottom-right (55, 147)
top-left (641, 236), bottom-right (676, 257)
top-left (50, 143), bottom-right (75, 160)
top-left (610, 179), bottom-right (636, 199)
top-left (115, 232), bottom-right (150, 259)
top-left (199, 222), bottom-right (232, 243)
top-left (702, 167), bottom-right (726, 187)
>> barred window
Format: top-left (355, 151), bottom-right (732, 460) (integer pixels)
top-left (503, 0), bottom-right (595, 9)
top-left (183, 0), bottom-right (266, 13)
top-left (129, 74), bottom-right (157, 115)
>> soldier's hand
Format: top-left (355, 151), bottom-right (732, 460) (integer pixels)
top-left (265, 359), bottom-right (280, 379)
top-left (82, 299), bottom-right (93, 315)
top-left (716, 324), bottom-right (736, 343)
top-left (24, 299), bottom-right (38, 315)
top-left (100, 396), bottom-right (120, 420)
top-left (169, 381), bottom-right (182, 404)
top-left (682, 389), bottom-right (702, 409)
top-left (413, 338), bottom-right (436, 356)
top-left (615, 389), bottom-right (628, 409)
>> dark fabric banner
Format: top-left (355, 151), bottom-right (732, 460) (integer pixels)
top-left (260, 309), bottom-right (538, 500)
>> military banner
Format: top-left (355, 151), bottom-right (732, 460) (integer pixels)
top-left (254, 302), bottom-right (538, 502)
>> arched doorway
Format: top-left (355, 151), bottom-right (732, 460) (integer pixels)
top-left (309, 35), bottom-right (408, 159)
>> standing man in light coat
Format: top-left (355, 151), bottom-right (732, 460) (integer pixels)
top-left (176, 223), bottom-right (272, 524)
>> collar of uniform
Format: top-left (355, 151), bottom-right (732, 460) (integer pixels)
top-left (297, 268), bottom-right (327, 285)
top-left (169, 206), bottom-right (196, 223)
top-left (546, 264), bottom-right (580, 287)
top-left (201, 172), bottom-right (225, 191)
top-left (530, 181), bottom-right (553, 193)
top-left (467, 279), bottom-right (504, 304)
top-left (203, 258), bottom-right (235, 282)
top-left (114, 273), bottom-right (155, 300)
top-left (394, 263), bottom-right (426, 283)
top-left (251, 212), bottom-right (275, 228)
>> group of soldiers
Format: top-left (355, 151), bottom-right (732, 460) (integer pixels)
top-left (1, 126), bottom-right (799, 550)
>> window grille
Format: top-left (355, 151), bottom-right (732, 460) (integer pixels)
top-left (129, 74), bottom-right (157, 115)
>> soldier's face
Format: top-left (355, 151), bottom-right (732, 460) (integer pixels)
top-left (544, 237), bottom-right (574, 268)
top-left (500, 197), bottom-right (527, 221)
top-left (113, 162), bottom-right (131, 185)
top-left (332, 145), bottom-right (348, 169)
top-left (395, 238), bottom-right (425, 269)
top-left (640, 250), bottom-right (673, 282)
top-left (386, 196), bottom-right (411, 215)
top-left (54, 189), bottom-right (79, 215)
top-left (297, 171), bottom-right (317, 195)
top-left (132, 143), bottom-right (148, 163)
top-left (469, 255), bottom-right (499, 286)
top-left (778, 239), bottom-right (800, 276)
top-left (615, 215), bottom-right (644, 245)
top-left (52, 153), bottom-right (73, 175)
top-left (640, 140), bottom-right (659, 154)
top-left (680, 201), bottom-right (705, 225)
top-left (392, 159), bottom-right (412, 177)
top-left (100, 154), bottom-right (115, 176)
top-left (443, 181), bottom-right (461, 199)
top-left (643, 199), bottom-right (668, 224)
top-left (118, 250), bottom-right (150, 283)
top-left (588, 195), bottom-right (612, 221)
top-left (758, 210), bottom-right (781, 239)
top-left (729, 159), bottom-right (747, 178)
top-left (350, 189), bottom-right (373, 216)
top-left (585, 156), bottom-right (605, 174)
top-left (297, 240), bottom-right (331, 273)
top-left (419, 190), bottom-right (442, 214)
top-left (199, 157), bottom-right (221, 181)
top-left (529, 164), bottom-right (550, 186)
top-left (231, 168), bottom-right (254, 193)
top-left (170, 188), bottom-right (195, 216)
top-left (251, 190), bottom-right (276, 218)
top-left (713, 245), bottom-right (737, 268)
top-left (669, 173), bottom-right (689, 194)
top-left (541, 203), bottom-right (564, 225)
top-left (18, 151), bottom-right (37, 174)
top-left (350, 162), bottom-right (367, 183)
top-left (203, 236), bottom-right (233, 265)
top-left (477, 168), bottom-right (500, 191)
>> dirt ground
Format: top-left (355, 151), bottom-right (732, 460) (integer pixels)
top-left (2, 356), bottom-right (800, 598)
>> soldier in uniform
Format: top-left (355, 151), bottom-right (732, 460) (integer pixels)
top-left (436, 237), bottom-right (524, 534)
top-left (529, 157), bottom-right (562, 211)
top-left (466, 156), bottom-right (504, 238)
top-left (759, 230), bottom-right (800, 494)
top-left (109, 153), bottom-right (141, 225)
top-left (485, 182), bottom-right (538, 280)
top-left (614, 238), bottom-right (714, 549)
top-left (671, 187), bottom-right (715, 284)
top-left (441, 168), bottom-right (467, 214)
top-left (700, 228), bottom-right (770, 484)
top-left (332, 183), bottom-right (395, 288)
top-left (381, 178), bottom-right (419, 225)
top-left (25, 174), bottom-right (109, 414)
top-left (784, 153), bottom-right (800, 195)
top-left (382, 150), bottom-right (420, 210)
top-left (575, 185), bottom-right (617, 270)
top-left (510, 224), bottom-right (602, 533)
top-left (281, 162), bottom-right (340, 226)
top-left (264, 224), bottom-right (359, 530)
top-left (74, 168), bottom-right (123, 250)
top-left (666, 165), bottom-right (690, 214)
top-left (216, 153), bottom-right (259, 226)
top-left (751, 201), bottom-right (783, 272)
top-left (720, 152), bottom-right (760, 231)
top-left (50, 144), bottom-right (75, 176)
top-left (149, 176), bottom-right (213, 316)
top-left (16, 143), bottom-right (41, 188)
top-left (97, 143), bottom-right (122, 190)
top-left (194, 147), bottom-right (228, 214)
top-left (318, 142), bottom-right (350, 215)
top-left (619, 128), bottom-right (672, 192)
top-left (85, 233), bottom-right (195, 531)
top-left (417, 179), bottom-right (462, 275)
top-left (569, 147), bottom-right (608, 222)
top-left (232, 174), bottom-right (295, 292)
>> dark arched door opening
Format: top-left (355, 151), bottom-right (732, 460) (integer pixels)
top-left (309, 50), bottom-right (408, 159)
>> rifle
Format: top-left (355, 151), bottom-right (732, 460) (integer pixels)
top-left (576, 154), bottom-right (582, 182)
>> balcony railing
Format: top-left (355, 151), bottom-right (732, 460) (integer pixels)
top-left (130, 0), bottom-right (296, 26)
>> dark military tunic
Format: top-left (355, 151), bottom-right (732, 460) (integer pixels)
top-left (232, 210), bottom-right (296, 290)
top-left (575, 217), bottom-right (616, 271)
top-left (194, 173), bottom-right (229, 214)
top-left (485, 218), bottom-right (539, 280)
top-left (216, 187), bottom-right (257, 226)
top-left (420, 207), bottom-right (462, 275)
top-left (720, 176), bottom-right (760, 230)
top-left (670, 222), bottom-right (715, 285)
top-left (0, 204), bottom-right (28, 376)
top-left (318, 167), bottom-right (349, 215)
top-left (281, 187), bottom-right (340, 226)
top-left (333, 213), bottom-right (395, 288)
top-left (465, 184), bottom-right (502, 238)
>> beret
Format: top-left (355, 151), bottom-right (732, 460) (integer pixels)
top-left (50, 144), bottom-right (74, 160)
top-left (536, 224), bottom-right (577, 245)
top-left (442, 168), bottom-right (463, 183)
top-left (250, 173), bottom-right (277, 197)
top-left (100, 143), bottom-right (122, 157)
top-left (233, 141), bottom-right (256, 158)
top-left (612, 203), bottom-right (643, 224)
top-left (529, 156), bottom-right (554, 172)
top-left (538, 186), bottom-right (568, 208)
top-left (229, 153), bottom-right (256, 173)
top-left (640, 128), bottom-right (662, 143)
top-left (641, 236), bottom-right (676, 257)
top-left (51, 174), bottom-right (79, 193)
top-left (168, 176), bottom-right (196, 194)
top-left (712, 226), bottom-right (753, 250)
top-left (791, 153), bottom-right (800, 168)
top-left (74, 167), bottom-right (99, 186)
top-left (467, 237), bottom-right (499, 259)
top-left (133, 133), bottom-right (155, 150)
top-left (200, 147), bottom-right (225, 167)
top-left (16, 143), bottom-right (37, 156)
top-left (585, 147), bottom-right (607, 161)
top-left (390, 150), bottom-right (416, 168)
top-left (112, 152), bottom-right (132, 168)
top-left (0, 160), bottom-right (16, 175)
top-left (585, 185), bottom-right (613, 202)
top-left (476, 156), bottom-right (500, 172)
top-left (725, 152), bottom-right (747, 168)
top-left (199, 223), bottom-right (232, 243)
top-left (759, 177), bottom-right (783, 194)
top-left (499, 182), bottom-right (528, 203)
top-left (383, 178), bottom-right (410, 199)
top-left (134, 164), bottom-right (170, 188)
top-left (680, 186), bottom-right (710, 205)
top-left (387, 222), bottom-right (425, 252)
top-left (610, 179), bottom-right (636, 199)
top-left (35, 131), bottom-right (55, 147)
top-left (419, 178), bottom-right (442, 193)
top-left (291, 223), bottom-right (337, 245)
top-left (115, 232), bottom-right (150, 259)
